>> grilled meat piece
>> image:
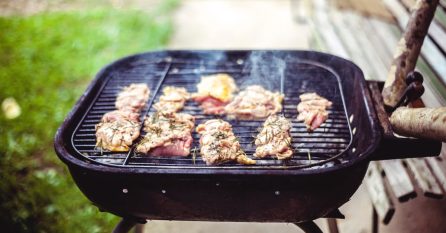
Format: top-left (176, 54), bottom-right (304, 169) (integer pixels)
top-left (192, 74), bottom-right (237, 115)
top-left (115, 83), bottom-right (150, 112)
top-left (136, 112), bottom-right (195, 156)
top-left (95, 83), bottom-right (149, 152)
top-left (192, 96), bottom-right (227, 115)
top-left (101, 110), bottom-right (140, 123)
top-left (224, 85), bottom-right (284, 120)
top-left (254, 115), bottom-right (293, 160)
top-left (196, 119), bottom-right (255, 165)
top-left (95, 110), bottom-right (141, 152)
top-left (153, 86), bottom-right (190, 113)
top-left (296, 92), bottom-right (332, 132)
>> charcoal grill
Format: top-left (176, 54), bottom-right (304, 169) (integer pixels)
top-left (54, 50), bottom-right (441, 233)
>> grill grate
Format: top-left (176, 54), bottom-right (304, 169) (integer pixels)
top-left (71, 55), bottom-right (352, 169)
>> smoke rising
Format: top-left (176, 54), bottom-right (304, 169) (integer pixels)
top-left (242, 51), bottom-right (287, 92)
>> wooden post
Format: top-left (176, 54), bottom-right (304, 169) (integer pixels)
top-left (382, 0), bottom-right (439, 108)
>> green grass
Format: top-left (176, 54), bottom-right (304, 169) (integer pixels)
top-left (0, 1), bottom-right (177, 232)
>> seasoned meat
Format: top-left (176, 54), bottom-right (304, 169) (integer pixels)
top-left (192, 74), bottom-right (237, 114)
top-left (196, 119), bottom-right (255, 165)
top-left (95, 83), bottom-right (149, 152)
top-left (192, 96), bottom-right (227, 115)
top-left (296, 92), bottom-right (332, 132)
top-left (115, 83), bottom-right (150, 112)
top-left (254, 115), bottom-right (293, 160)
top-left (101, 110), bottom-right (140, 123)
top-left (95, 111), bottom-right (141, 152)
top-left (136, 112), bottom-right (195, 156)
top-left (224, 85), bottom-right (284, 120)
top-left (153, 86), bottom-right (190, 113)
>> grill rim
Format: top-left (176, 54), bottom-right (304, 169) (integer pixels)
top-left (54, 49), bottom-right (382, 176)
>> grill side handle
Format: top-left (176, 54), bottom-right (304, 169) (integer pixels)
top-left (390, 107), bottom-right (446, 142)
top-left (372, 136), bottom-right (442, 161)
top-left (368, 81), bottom-right (442, 160)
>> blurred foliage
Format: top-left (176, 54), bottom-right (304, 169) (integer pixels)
top-left (0, 0), bottom-right (177, 232)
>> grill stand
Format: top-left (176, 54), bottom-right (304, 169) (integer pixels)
top-left (294, 222), bottom-right (324, 233)
top-left (111, 219), bottom-right (327, 233)
top-left (112, 218), bottom-right (146, 233)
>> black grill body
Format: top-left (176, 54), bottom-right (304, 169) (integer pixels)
top-left (54, 50), bottom-right (440, 222)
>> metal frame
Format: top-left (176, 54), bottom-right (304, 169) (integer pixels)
top-left (112, 218), bottom-right (328, 233)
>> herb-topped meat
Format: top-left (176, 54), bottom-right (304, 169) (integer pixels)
top-left (115, 83), bottom-right (150, 112)
top-left (95, 83), bottom-right (149, 152)
top-left (136, 112), bottom-right (195, 156)
top-left (224, 85), bottom-right (284, 120)
top-left (254, 115), bottom-right (293, 160)
top-left (153, 86), bottom-right (190, 113)
top-left (196, 119), bottom-right (255, 165)
top-left (95, 110), bottom-right (141, 152)
top-left (192, 74), bottom-right (237, 115)
top-left (100, 110), bottom-right (140, 123)
top-left (296, 92), bottom-right (332, 132)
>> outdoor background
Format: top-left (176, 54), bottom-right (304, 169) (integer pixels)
top-left (0, 0), bottom-right (178, 232)
top-left (1, 0), bottom-right (446, 233)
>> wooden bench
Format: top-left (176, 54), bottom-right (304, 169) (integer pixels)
top-left (293, 0), bottom-right (446, 231)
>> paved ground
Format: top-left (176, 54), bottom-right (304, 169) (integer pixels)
top-left (146, 1), bottom-right (372, 232)
top-left (168, 0), bottom-right (310, 49)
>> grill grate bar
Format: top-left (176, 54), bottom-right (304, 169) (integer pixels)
top-left (122, 63), bottom-right (172, 165)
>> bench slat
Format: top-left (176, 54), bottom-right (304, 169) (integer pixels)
top-left (406, 158), bottom-right (444, 198)
top-left (365, 162), bottom-right (395, 224)
top-left (400, 0), bottom-right (446, 52)
top-left (434, 7), bottom-right (446, 30)
top-left (426, 156), bottom-right (446, 192)
top-left (438, 0), bottom-right (446, 12)
top-left (380, 160), bottom-right (416, 201)
top-left (382, 0), bottom-right (446, 89)
top-left (329, 10), bottom-right (377, 79)
top-left (312, 0), bottom-right (349, 58)
top-left (368, 14), bottom-right (446, 106)
top-left (344, 12), bottom-right (390, 80)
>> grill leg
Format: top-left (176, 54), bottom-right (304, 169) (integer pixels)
top-left (372, 207), bottom-right (379, 233)
top-left (294, 221), bottom-right (323, 233)
top-left (134, 224), bottom-right (145, 233)
top-left (112, 218), bottom-right (140, 233)
top-left (326, 218), bottom-right (339, 233)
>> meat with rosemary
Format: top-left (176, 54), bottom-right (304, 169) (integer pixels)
top-left (192, 73), bottom-right (237, 115)
top-left (95, 83), bottom-right (149, 152)
top-left (224, 85), bottom-right (284, 120)
top-left (254, 115), bottom-right (293, 160)
top-left (153, 86), bottom-right (190, 113)
top-left (115, 83), bottom-right (150, 112)
top-left (296, 92), bottom-right (332, 132)
top-left (196, 119), bottom-right (255, 165)
top-left (136, 112), bottom-right (195, 156)
top-left (95, 110), bottom-right (141, 152)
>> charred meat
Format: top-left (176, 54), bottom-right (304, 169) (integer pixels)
top-left (153, 86), bottom-right (190, 113)
top-left (224, 85), bottom-right (284, 120)
top-left (95, 110), bottom-right (141, 152)
top-left (192, 74), bottom-right (237, 115)
top-left (196, 119), bottom-right (255, 165)
top-left (254, 115), bottom-right (293, 160)
top-left (136, 112), bottom-right (195, 156)
top-left (296, 92), bottom-right (332, 132)
top-left (115, 83), bottom-right (150, 112)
